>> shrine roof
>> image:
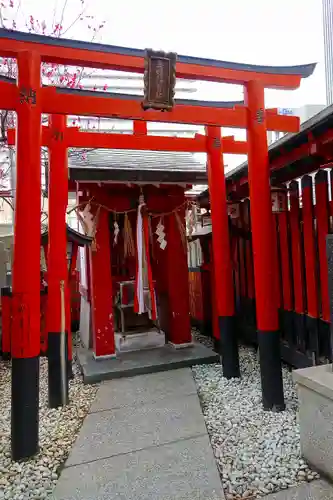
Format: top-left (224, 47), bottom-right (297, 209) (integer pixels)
top-left (41, 225), bottom-right (92, 246)
top-left (68, 149), bottom-right (207, 184)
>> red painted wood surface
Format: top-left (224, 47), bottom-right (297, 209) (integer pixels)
top-left (206, 126), bottom-right (234, 320)
top-left (207, 241), bottom-right (219, 340)
top-left (272, 214), bottom-right (283, 310)
top-left (245, 80), bottom-right (278, 331)
top-left (7, 125), bottom-right (248, 155)
top-left (1, 293), bottom-right (11, 355)
top-left (243, 200), bottom-right (255, 300)
top-left (166, 206), bottom-right (192, 344)
top-left (11, 51), bottom-right (42, 358)
top-left (276, 211), bottom-right (293, 311)
top-left (89, 196), bottom-right (115, 357)
top-left (315, 170), bottom-right (330, 321)
top-left (69, 270), bottom-right (81, 327)
top-left (201, 268), bottom-right (213, 325)
top-left (0, 34), bottom-right (304, 88)
top-left (47, 115), bottom-right (72, 363)
top-left (289, 181), bottom-right (306, 315)
top-left (301, 176), bottom-right (319, 319)
top-left (42, 87), bottom-right (300, 131)
top-left (188, 271), bottom-right (204, 322)
top-left (231, 235), bottom-right (241, 303)
top-left (238, 205), bottom-right (247, 300)
top-left (0, 82), bottom-right (299, 131)
top-left (40, 291), bottom-right (48, 354)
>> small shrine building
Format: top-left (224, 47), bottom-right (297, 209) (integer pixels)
top-left (69, 148), bottom-right (207, 358)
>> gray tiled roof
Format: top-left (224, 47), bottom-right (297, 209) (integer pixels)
top-left (69, 148), bottom-right (207, 174)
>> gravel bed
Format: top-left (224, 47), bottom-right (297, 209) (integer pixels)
top-left (192, 329), bottom-right (214, 349)
top-left (192, 345), bottom-right (319, 500)
top-left (0, 355), bottom-right (98, 499)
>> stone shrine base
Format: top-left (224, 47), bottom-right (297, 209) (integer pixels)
top-left (76, 342), bottom-right (219, 384)
top-left (293, 363), bottom-right (333, 480)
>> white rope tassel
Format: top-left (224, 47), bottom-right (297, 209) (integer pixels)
top-left (113, 220), bottom-right (119, 245)
top-left (155, 217), bottom-right (167, 250)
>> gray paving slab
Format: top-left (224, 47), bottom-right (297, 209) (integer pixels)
top-left (66, 394), bottom-right (207, 466)
top-left (52, 435), bottom-right (224, 500)
top-left (261, 480), bottom-right (333, 500)
top-left (90, 368), bottom-right (197, 412)
top-left (77, 343), bottom-right (219, 384)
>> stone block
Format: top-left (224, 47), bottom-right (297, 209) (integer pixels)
top-left (66, 394), bottom-right (207, 467)
top-left (293, 364), bottom-right (333, 479)
top-left (52, 435), bottom-right (224, 500)
top-left (90, 368), bottom-right (197, 412)
top-left (77, 343), bottom-right (219, 384)
top-left (114, 330), bottom-right (166, 353)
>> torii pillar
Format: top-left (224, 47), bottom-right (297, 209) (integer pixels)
top-left (11, 51), bottom-right (42, 460)
top-left (206, 126), bottom-right (240, 378)
top-left (245, 80), bottom-right (285, 411)
top-left (47, 114), bottom-right (70, 408)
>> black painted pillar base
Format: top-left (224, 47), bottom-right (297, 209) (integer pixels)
top-left (11, 356), bottom-right (39, 461)
top-left (280, 309), bottom-right (295, 346)
top-left (258, 331), bottom-right (285, 412)
top-left (203, 320), bottom-right (213, 338)
top-left (1, 352), bottom-right (11, 361)
top-left (219, 316), bottom-right (240, 379)
top-left (293, 312), bottom-right (306, 352)
top-left (319, 319), bottom-right (331, 360)
top-left (305, 315), bottom-right (319, 363)
top-left (213, 337), bottom-right (220, 354)
top-left (67, 359), bottom-right (74, 380)
top-left (48, 332), bottom-right (69, 408)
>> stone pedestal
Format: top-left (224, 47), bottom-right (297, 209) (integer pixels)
top-left (115, 330), bottom-right (166, 353)
top-left (293, 364), bottom-right (333, 479)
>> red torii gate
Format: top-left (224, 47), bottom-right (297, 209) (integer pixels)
top-left (0, 28), bottom-right (315, 460)
top-left (7, 121), bottom-right (247, 377)
top-left (6, 122), bottom-right (249, 402)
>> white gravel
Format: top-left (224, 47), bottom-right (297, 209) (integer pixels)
top-left (192, 344), bottom-right (319, 500)
top-left (0, 329), bottom-right (319, 500)
top-left (0, 356), bottom-right (98, 499)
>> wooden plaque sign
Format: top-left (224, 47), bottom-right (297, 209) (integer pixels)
top-left (142, 49), bottom-right (177, 111)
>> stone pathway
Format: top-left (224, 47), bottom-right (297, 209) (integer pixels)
top-left (51, 368), bottom-right (224, 500)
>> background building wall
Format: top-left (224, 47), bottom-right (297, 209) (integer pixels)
top-left (267, 104), bottom-right (326, 145)
top-left (323, 0), bottom-right (333, 104)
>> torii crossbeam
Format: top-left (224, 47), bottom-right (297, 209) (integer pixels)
top-left (0, 28), bottom-right (315, 88)
top-left (1, 77), bottom-right (299, 130)
top-left (7, 124), bottom-right (248, 154)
